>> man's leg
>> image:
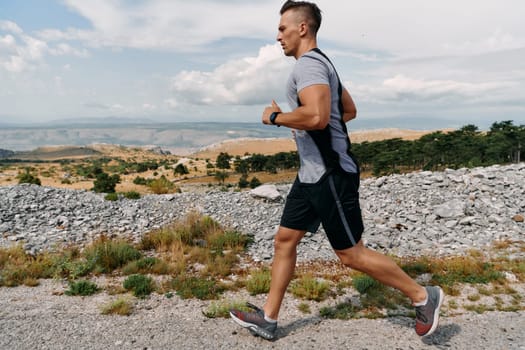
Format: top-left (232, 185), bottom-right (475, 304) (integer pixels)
top-left (336, 242), bottom-right (444, 336)
top-left (263, 226), bottom-right (306, 319)
top-left (229, 226), bottom-right (305, 339)
top-left (334, 240), bottom-right (427, 304)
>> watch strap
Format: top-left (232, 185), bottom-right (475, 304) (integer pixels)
top-left (270, 112), bottom-right (281, 126)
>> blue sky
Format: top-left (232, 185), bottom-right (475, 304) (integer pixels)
top-left (1, 0), bottom-right (524, 130)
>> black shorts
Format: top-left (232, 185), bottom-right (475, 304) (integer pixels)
top-left (280, 170), bottom-right (364, 250)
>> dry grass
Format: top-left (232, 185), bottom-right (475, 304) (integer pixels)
top-left (1, 212), bottom-right (523, 319)
top-left (100, 297), bottom-right (134, 316)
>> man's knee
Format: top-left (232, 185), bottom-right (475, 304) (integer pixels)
top-left (335, 240), bottom-right (367, 269)
top-left (274, 227), bottom-right (305, 251)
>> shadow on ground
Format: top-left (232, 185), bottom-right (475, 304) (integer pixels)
top-left (386, 316), bottom-right (461, 348)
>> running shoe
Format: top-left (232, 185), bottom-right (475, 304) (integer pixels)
top-left (415, 286), bottom-right (444, 336)
top-left (229, 303), bottom-right (277, 340)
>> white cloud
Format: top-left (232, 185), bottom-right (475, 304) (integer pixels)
top-left (0, 34), bottom-right (16, 50)
top-left (0, 20), bottom-right (23, 35)
top-left (41, 0), bottom-right (277, 51)
top-left (49, 43), bottom-right (89, 57)
top-left (164, 98), bottom-right (179, 109)
top-left (142, 103), bottom-right (156, 111)
top-left (349, 74), bottom-right (516, 105)
top-left (171, 44), bottom-right (292, 105)
top-left (0, 21), bottom-right (89, 73)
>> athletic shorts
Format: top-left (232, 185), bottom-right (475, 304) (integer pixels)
top-left (280, 170), bottom-right (364, 250)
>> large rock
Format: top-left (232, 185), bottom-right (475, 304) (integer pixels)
top-left (433, 199), bottom-right (466, 218)
top-left (250, 185), bottom-right (282, 201)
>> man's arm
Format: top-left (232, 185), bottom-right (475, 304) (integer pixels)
top-left (262, 84), bottom-right (331, 130)
top-left (341, 88), bottom-right (357, 123)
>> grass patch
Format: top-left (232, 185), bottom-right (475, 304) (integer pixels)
top-left (352, 274), bottom-right (381, 294)
top-left (123, 274), bottom-right (155, 298)
top-left (349, 273), bottom-right (411, 314)
top-left (290, 273), bottom-right (331, 302)
top-left (319, 302), bottom-right (357, 320)
top-left (65, 280), bottom-right (99, 296)
top-left (170, 276), bottom-right (225, 300)
top-left (464, 304), bottom-right (494, 314)
top-left (298, 302), bottom-right (311, 314)
top-left (203, 299), bottom-right (249, 318)
top-left (123, 191), bottom-right (140, 199)
top-left (399, 256), bottom-right (433, 277)
top-left (429, 256), bottom-right (505, 294)
top-left (122, 257), bottom-right (170, 275)
top-left (245, 268), bottom-right (271, 296)
top-left (84, 237), bottom-right (141, 273)
top-left (467, 294), bottom-right (481, 302)
top-left (448, 299), bottom-right (458, 309)
top-left (104, 193), bottom-right (119, 201)
top-left (101, 297), bottom-right (133, 316)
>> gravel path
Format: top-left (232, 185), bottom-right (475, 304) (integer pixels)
top-left (1, 280), bottom-right (524, 350)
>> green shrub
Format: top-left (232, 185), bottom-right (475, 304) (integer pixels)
top-left (133, 176), bottom-right (148, 185)
top-left (17, 168), bottom-right (41, 185)
top-left (124, 191), bottom-right (140, 199)
top-left (320, 302), bottom-right (357, 320)
top-left (174, 163), bottom-right (189, 175)
top-left (246, 268), bottom-right (271, 296)
top-left (148, 175), bottom-right (174, 194)
top-left (83, 238), bottom-right (141, 273)
top-left (122, 257), bottom-right (165, 275)
top-left (290, 274), bottom-right (330, 301)
top-left (65, 280), bottom-right (99, 296)
top-left (238, 174), bottom-right (249, 189)
top-left (104, 193), bottom-right (119, 201)
top-left (171, 276), bottom-right (224, 300)
top-left (208, 230), bottom-right (251, 253)
top-left (93, 172), bottom-right (120, 193)
top-left (249, 177), bottom-right (261, 188)
top-left (51, 254), bottom-right (95, 280)
top-left (352, 274), bottom-right (381, 294)
top-left (123, 274), bottom-right (155, 298)
top-left (101, 297), bottom-right (133, 316)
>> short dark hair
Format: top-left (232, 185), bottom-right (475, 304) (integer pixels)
top-left (280, 0), bottom-right (322, 35)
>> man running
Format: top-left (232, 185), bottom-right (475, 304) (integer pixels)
top-left (230, 0), bottom-right (444, 340)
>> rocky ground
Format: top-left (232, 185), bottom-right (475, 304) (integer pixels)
top-left (1, 163), bottom-right (524, 261)
top-left (1, 163), bottom-right (525, 349)
top-left (1, 280), bottom-right (524, 350)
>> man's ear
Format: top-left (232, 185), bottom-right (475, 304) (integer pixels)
top-left (298, 21), bottom-right (308, 36)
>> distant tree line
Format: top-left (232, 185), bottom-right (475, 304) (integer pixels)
top-left (228, 152), bottom-right (300, 175)
top-left (216, 120), bottom-right (524, 179)
top-left (352, 121), bottom-right (524, 176)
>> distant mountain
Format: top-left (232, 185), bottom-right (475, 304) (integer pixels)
top-left (45, 116), bottom-right (156, 127)
top-left (0, 148), bottom-right (15, 159)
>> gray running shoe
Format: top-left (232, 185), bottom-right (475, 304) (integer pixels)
top-left (415, 286), bottom-right (444, 336)
top-left (230, 303), bottom-right (277, 340)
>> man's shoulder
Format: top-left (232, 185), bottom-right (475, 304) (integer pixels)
top-left (295, 50), bottom-right (329, 71)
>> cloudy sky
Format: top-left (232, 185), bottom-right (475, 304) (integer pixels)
top-left (1, 0), bottom-right (524, 129)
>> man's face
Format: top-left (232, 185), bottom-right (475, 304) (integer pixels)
top-left (277, 10), bottom-right (303, 58)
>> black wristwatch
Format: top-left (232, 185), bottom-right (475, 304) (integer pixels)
top-left (269, 111), bottom-right (281, 127)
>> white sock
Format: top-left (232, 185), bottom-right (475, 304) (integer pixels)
top-left (264, 314), bottom-right (277, 323)
top-left (414, 292), bottom-right (428, 307)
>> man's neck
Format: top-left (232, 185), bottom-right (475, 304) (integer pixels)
top-left (294, 39), bottom-right (318, 59)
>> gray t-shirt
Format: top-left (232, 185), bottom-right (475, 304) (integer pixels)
top-left (286, 49), bottom-right (358, 184)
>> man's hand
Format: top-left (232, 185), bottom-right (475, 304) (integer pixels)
top-left (262, 100), bottom-right (282, 125)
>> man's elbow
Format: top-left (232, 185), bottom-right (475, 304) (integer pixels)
top-left (311, 114), bottom-right (329, 129)
top-left (344, 107), bottom-right (357, 122)
top-left (349, 105), bottom-right (357, 119)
